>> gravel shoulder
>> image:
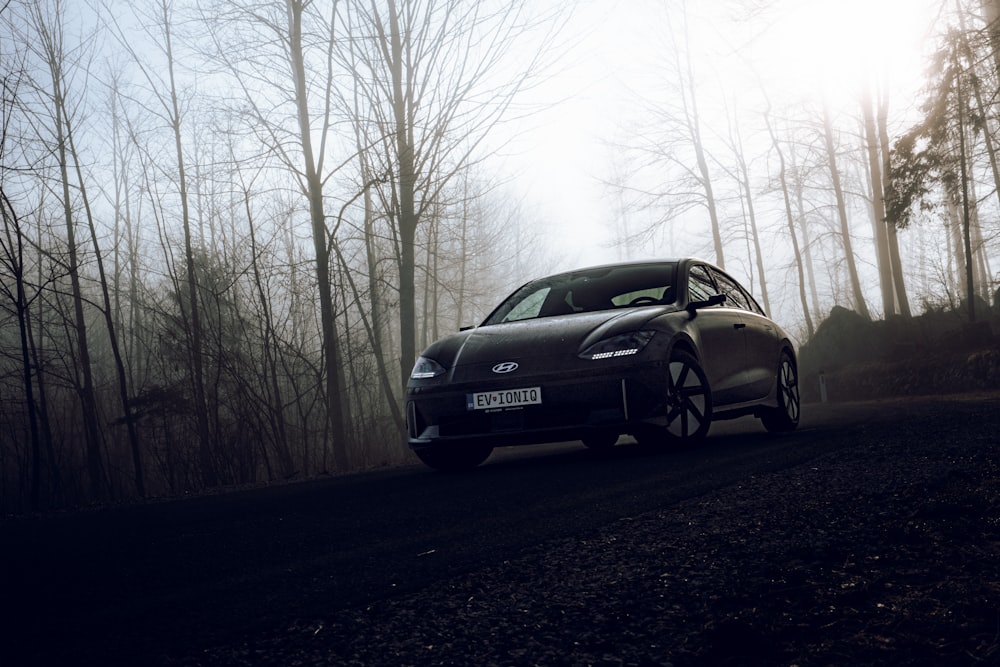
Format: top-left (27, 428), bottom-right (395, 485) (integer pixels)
top-left (165, 394), bottom-right (1000, 666)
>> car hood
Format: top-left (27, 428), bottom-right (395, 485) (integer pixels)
top-left (419, 306), bottom-right (677, 382)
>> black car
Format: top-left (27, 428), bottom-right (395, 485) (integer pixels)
top-left (406, 259), bottom-right (800, 470)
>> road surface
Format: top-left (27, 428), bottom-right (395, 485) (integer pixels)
top-left (4, 395), bottom-right (998, 665)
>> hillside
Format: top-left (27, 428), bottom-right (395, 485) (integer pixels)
top-left (798, 303), bottom-right (1000, 403)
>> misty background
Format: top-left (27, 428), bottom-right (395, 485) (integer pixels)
top-left (1, 0), bottom-right (997, 512)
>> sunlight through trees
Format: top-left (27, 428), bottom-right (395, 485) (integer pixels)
top-left (1, 0), bottom-right (997, 511)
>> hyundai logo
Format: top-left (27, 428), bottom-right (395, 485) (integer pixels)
top-left (492, 361), bottom-right (519, 374)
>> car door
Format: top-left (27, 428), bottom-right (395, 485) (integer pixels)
top-left (709, 268), bottom-right (777, 402)
top-left (686, 264), bottom-right (747, 407)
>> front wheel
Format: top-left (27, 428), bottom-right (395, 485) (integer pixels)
top-left (761, 351), bottom-right (800, 433)
top-left (638, 349), bottom-right (712, 447)
top-left (414, 443), bottom-right (493, 472)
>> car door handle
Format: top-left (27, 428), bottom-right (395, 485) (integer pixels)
top-left (733, 323), bottom-right (746, 330)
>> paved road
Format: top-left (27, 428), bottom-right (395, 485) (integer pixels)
top-left (1, 397), bottom-right (978, 665)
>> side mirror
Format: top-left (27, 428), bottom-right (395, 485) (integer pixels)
top-left (686, 293), bottom-right (726, 318)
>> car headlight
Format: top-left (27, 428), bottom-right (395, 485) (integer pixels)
top-left (410, 356), bottom-right (447, 379)
top-left (579, 331), bottom-right (655, 360)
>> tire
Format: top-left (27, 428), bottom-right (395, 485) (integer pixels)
top-left (761, 350), bottom-right (800, 433)
top-left (414, 443), bottom-right (493, 472)
top-left (638, 348), bottom-right (712, 447)
top-left (582, 431), bottom-right (619, 450)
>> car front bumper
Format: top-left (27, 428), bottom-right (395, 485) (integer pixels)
top-left (406, 362), bottom-right (669, 450)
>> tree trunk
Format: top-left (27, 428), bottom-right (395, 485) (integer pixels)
top-left (243, 183), bottom-right (295, 478)
top-left (971, 211), bottom-right (991, 302)
top-left (286, 0), bottom-right (350, 470)
top-left (861, 83), bottom-right (897, 318)
top-left (679, 9), bottom-right (724, 269)
top-left (962, 10), bottom-right (1000, 219)
top-left (877, 90), bottom-right (911, 318)
top-left (946, 200), bottom-right (965, 308)
top-left (733, 127), bottom-right (771, 315)
top-left (334, 241), bottom-right (405, 433)
top-left (67, 113), bottom-right (146, 498)
top-left (363, 183), bottom-right (404, 433)
top-left (156, 1), bottom-right (216, 486)
top-left (982, 0), bottom-right (1000, 77)
top-left (1, 192), bottom-right (46, 511)
top-left (764, 111), bottom-right (814, 337)
top-left (37, 13), bottom-right (107, 501)
top-left (108, 79), bottom-right (147, 495)
top-left (456, 189), bottom-right (470, 327)
top-left (58, 128), bottom-right (106, 500)
top-left (822, 102), bottom-right (870, 319)
top-left (955, 69), bottom-right (977, 322)
top-left (959, 7), bottom-right (998, 300)
top-left (789, 152), bottom-right (821, 322)
top-left (382, 0), bottom-right (421, 388)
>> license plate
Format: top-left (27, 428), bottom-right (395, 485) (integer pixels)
top-left (467, 387), bottom-right (542, 411)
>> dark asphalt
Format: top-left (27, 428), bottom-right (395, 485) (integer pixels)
top-left (1, 397), bottom-right (975, 666)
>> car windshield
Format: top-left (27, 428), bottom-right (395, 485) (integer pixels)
top-left (483, 263), bottom-right (678, 325)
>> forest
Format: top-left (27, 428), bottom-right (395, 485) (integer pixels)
top-left (1, 0), bottom-right (998, 513)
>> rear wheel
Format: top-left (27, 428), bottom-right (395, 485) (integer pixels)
top-left (414, 443), bottom-right (493, 471)
top-left (638, 349), bottom-right (712, 447)
top-left (761, 351), bottom-right (800, 433)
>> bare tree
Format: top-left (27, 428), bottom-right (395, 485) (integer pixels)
top-left (0, 5), bottom-right (49, 511)
top-left (886, 25), bottom-right (984, 323)
top-left (981, 0), bottom-right (1000, 79)
top-left (34, 25), bottom-right (149, 498)
top-left (952, 45), bottom-right (977, 321)
top-left (616, 0), bottom-right (727, 269)
top-left (343, 40), bottom-right (405, 434)
top-left (0, 187), bottom-right (48, 510)
top-left (27, 0), bottom-right (109, 500)
top-left (199, 0), bottom-right (352, 469)
top-left (821, 100), bottom-right (871, 319)
top-left (107, 0), bottom-right (217, 485)
top-left (283, 0), bottom-right (351, 469)
top-left (876, 87), bottom-right (912, 318)
top-left (861, 81), bottom-right (901, 319)
top-left (235, 163), bottom-right (297, 479)
top-left (788, 149), bottom-right (822, 323)
top-left (764, 106), bottom-right (814, 337)
top-left (344, 0), bottom-right (563, 386)
top-left (724, 114), bottom-right (771, 314)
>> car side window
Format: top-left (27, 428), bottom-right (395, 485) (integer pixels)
top-left (711, 270), bottom-right (751, 311)
top-left (710, 269), bottom-right (766, 315)
top-left (740, 286), bottom-right (766, 316)
top-left (687, 265), bottom-right (718, 304)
